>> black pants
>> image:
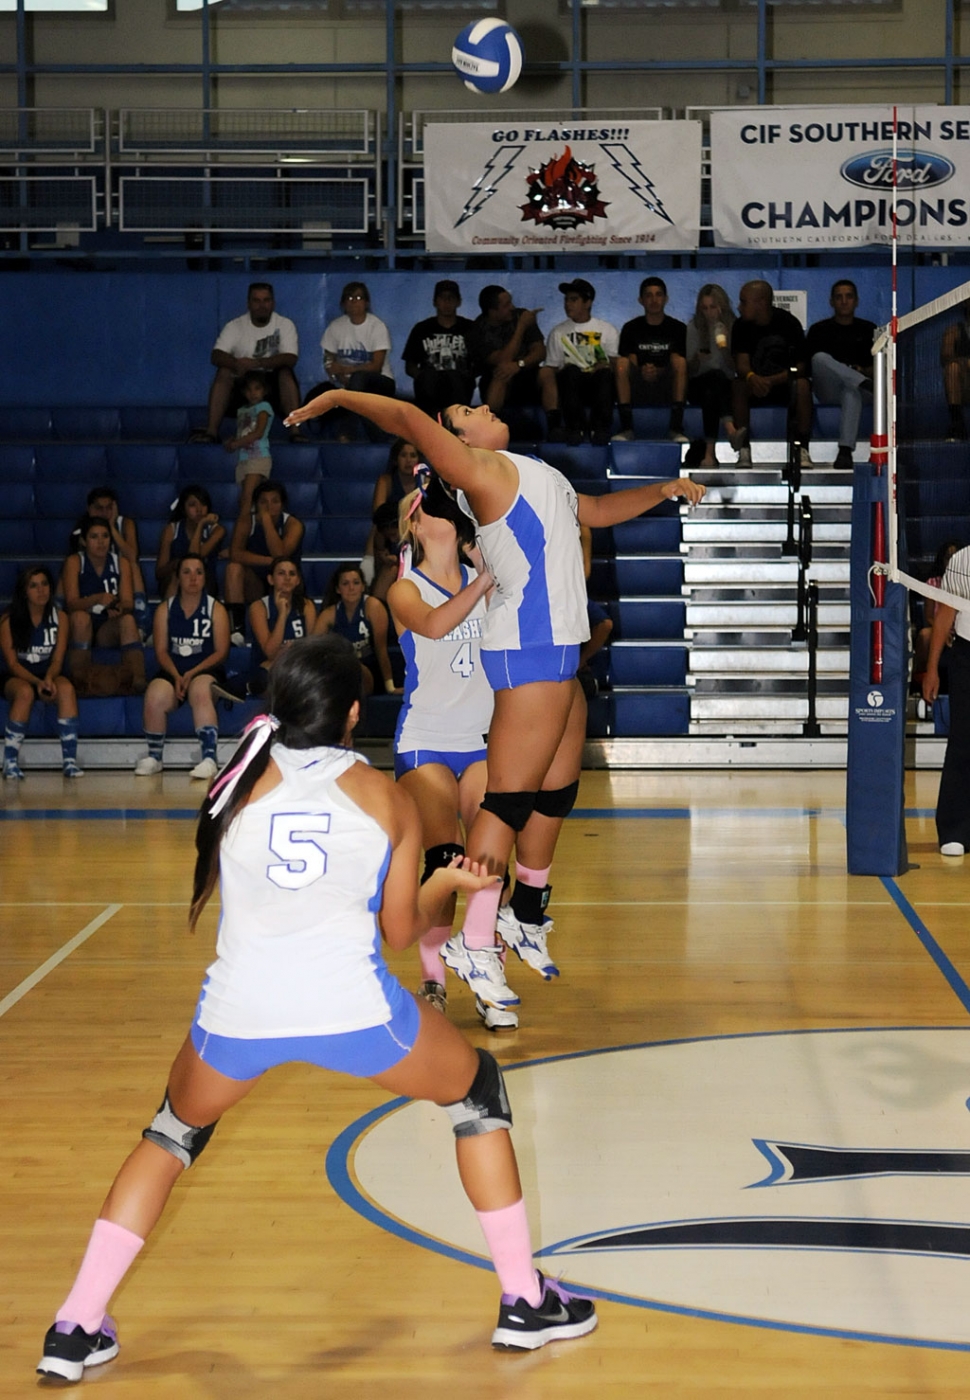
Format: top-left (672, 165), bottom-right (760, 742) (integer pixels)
top-left (688, 370), bottom-right (733, 439)
top-left (304, 373), bottom-right (396, 439)
top-left (412, 366), bottom-right (476, 419)
top-left (558, 365), bottom-right (614, 435)
top-left (936, 635), bottom-right (970, 847)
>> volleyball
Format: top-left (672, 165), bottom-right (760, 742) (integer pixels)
top-left (451, 20), bottom-right (524, 95)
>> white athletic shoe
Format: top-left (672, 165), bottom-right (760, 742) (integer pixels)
top-left (496, 905), bottom-right (560, 979)
top-left (941, 841), bottom-right (965, 857)
top-left (736, 446), bottom-right (753, 468)
top-left (799, 445), bottom-right (814, 468)
top-left (441, 933), bottom-right (520, 1008)
top-left (475, 995), bottom-right (519, 1031)
top-left (134, 755), bottom-right (163, 776)
top-left (62, 760), bottom-right (84, 779)
top-left (190, 757), bottom-right (218, 781)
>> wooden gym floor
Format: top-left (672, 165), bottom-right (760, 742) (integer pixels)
top-left (3, 764), bottom-right (970, 1398)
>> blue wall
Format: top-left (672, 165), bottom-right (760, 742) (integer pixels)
top-left (5, 264), bottom-right (968, 407)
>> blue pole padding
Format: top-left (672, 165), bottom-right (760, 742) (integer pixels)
top-left (845, 464), bottom-right (909, 876)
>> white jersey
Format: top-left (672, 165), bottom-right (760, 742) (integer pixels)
top-left (395, 561), bottom-right (494, 755)
top-left (195, 745), bottom-right (397, 1039)
top-left (459, 451), bottom-right (589, 653)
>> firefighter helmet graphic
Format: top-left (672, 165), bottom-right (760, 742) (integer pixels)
top-left (520, 145), bottom-right (609, 229)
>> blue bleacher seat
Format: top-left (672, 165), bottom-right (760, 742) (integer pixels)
top-left (316, 517), bottom-right (371, 554)
top-left (8, 482), bottom-right (35, 516)
top-left (120, 407), bottom-right (190, 441)
top-left (813, 404), bottom-right (873, 440)
top-left (107, 444), bottom-right (179, 483)
top-left (613, 518), bottom-right (683, 552)
top-left (206, 483), bottom-right (241, 519)
top-left (302, 560), bottom-right (338, 596)
top-left (282, 481), bottom-right (322, 518)
top-left (610, 644), bottom-right (687, 685)
top-left (35, 444), bottom-right (108, 483)
top-left (363, 694), bottom-right (403, 738)
top-left (0, 560), bottom-right (20, 596)
top-left (123, 482), bottom-right (181, 520)
top-left (34, 484), bottom-right (88, 520)
top-left (0, 520), bottom-right (35, 554)
top-left (630, 408), bottom-right (675, 439)
top-left (33, 518), bottom-right (76, 554)
top-left (177, 443), bottom-right (236, 482)
top-left (609, 476), bottom-right (680, 515)
top-left (0, 408), bottom-right (52, 441)
top-left (52, 408), bottom-right (121, 441)
top-left (615, 598), bottom-right (686, 638)
top-left (269, 443), bottom-right (322, 479)
top-left (78, 698), bottom-right (128, 737)
top-left (585, 694), bottom-right (610, 738)
top-left (540, 443), bottom-right (609, 481)
top-left (588, 559), bottom-right (615, 597)
top-left (1, 446), bottom-right (36, 479)
top-left (609, 440), bottom-right (682, 476)
top-left (318, 443), bottom-right (389, 478)
top-left (749, 405), bottom-right (790, 439)
top-left (573, 478), bottom-right (610, 497)
top-left (612, 689), bottom-right (689, 736)
top-left (614, 557), bottom-right (683, 596)
top-left (319, 478), bottom-right (378, 515)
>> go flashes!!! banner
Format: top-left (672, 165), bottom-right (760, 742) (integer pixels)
top-left (711, 105), bottom-right (970, 249)
top-left (423, 119), bottom-right (701, 254)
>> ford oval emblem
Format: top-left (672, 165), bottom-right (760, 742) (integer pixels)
top-left (841, 149), bottom-right (955, 190)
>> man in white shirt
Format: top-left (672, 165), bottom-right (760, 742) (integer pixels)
top-left (191, 283), bottom-right (301, 443)
top-left (539, 278), bottom-right (621, 445)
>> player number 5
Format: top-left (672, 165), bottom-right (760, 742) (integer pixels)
top-left (267, 812), bottom-right (331, 890)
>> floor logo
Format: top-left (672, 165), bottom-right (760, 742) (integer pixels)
top-left (339, 1028), bottom-right (970, 1350)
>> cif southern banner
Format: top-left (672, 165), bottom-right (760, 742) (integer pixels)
top-left (423, 119), bottom-right (701, 254)
top-left (711, 106), bottom-right (970, 250)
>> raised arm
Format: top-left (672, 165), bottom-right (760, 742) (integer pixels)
top-left (577, 477), bottom-right (705, 529)
top-left (388, 569), bottom-right (491, 641)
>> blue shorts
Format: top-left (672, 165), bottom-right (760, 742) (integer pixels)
top-left (394, 746), bottom-right (487, 781)
top-left (481, 644), bottom-right (580, 691)
top-left (190, 987), bottom-right (421, 1081)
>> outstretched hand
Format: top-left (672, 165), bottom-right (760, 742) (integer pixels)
top-left (284, 391), bottom-right (340, 428)
top-left (444, 855), bottom-right (502, 895)
top-left (661, 478), bottom-right (707, 506)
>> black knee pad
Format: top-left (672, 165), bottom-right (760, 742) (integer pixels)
top-left (142, 1092), bottom-right (218, 1169)
top-left (533, 780), bottom-right (579, 820)
top-left (480, 790), bottom-right (538, 833)
top-left (421, 842), bottom-right (465, 885)
top-left (444, 1048), bottom-right (513, 1138)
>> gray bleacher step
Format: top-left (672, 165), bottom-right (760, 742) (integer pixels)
top-left (683, 543), bottom-right (848, 561)
top-left (690, 675), bottom-right (849, 695)
top-left (695, 483), bottom-right (854, 505)
top-left (690, 504), bottom-right (852, 523)
top-left (686, 584), bottom-right (849, 602)
top-left (688, 719), bottom-right (849, 737)
top-left (684, 521), bottom-right (852, 543)
top-left (689, 648), bottom-right (850, 674)
top-left (685, 628), bottom-right (849, 646)
top-left (691, 695), bottom-right (849, 720)
top-left (683, 560), bottom-right (849, 584)
top-left (686, 602), bottom-right (851, 626)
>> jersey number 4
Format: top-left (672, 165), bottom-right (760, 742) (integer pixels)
top-left (450, 641), bottom-right (475, 678)
top-left (267, 812), bottom-right (331, 890)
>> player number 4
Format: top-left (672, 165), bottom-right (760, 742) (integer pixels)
top-left (450, 641), bottom-right (475, 678)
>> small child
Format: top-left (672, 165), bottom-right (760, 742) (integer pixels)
top-left (224, 371), bottom-right (274, 512)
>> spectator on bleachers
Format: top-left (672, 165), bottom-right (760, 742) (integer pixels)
top-left (190, 282), bottom-right (301, 446)
top-left (63, 515), bottom-right (146, 697)
top-left (224, 479), bottom-right (305, 645)
top-left (313, 562), bottom-right (400, 698)
top-left (806, 279), bottom-right (875, 470)
top-left (576, 525), bottom-right (613, 699)
top-left (402, 279), bottom-right (477, 419)
top-left (731, 279), bottom-right (813, 468)
top-left (468, 285), bottom-right (547, 424)
top-left (134, 553), bottom-right (230, 781)
top-left (369, 502), bottom-right (402, 605)
top-left (940, 298), bottom-right (970, 442)
top-left (305, 282), bottom-right (395, 442)
top-left (615, 277), bottom-right (688, 444)
top-left (362, 438), bottom-right (419, 586)
top-left (155, 483), bottom-right (226, 600)
top-left (1, 565), bottom-right (82, 780)
top-left (247, 557), bottom-right (317, 698)
top-left (82, 485), bottom-right (149, 638)
top-left (686, 284), bottom-right (737, 469)
top-left (538, 277), bottom-right (620, 446)
top-left (224, 370), bottom-right (274, 509)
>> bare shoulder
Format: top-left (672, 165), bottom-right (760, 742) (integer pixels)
top-left (336, 758), bottom-right (410, 842)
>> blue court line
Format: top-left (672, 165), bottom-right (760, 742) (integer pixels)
top-left (0, 805), bottom-right (942, 823)
top-left (881, 877), bottom-right (970, 1016)
top-left (0, 807), bottom-right (199, 821)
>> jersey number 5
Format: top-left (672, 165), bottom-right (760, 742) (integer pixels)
top-left (450, 641), bottom-right (474, 678)
top-left (267, 812), bottom-right (331, 890)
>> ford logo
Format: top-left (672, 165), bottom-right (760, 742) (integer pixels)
top-left (841, 149), bottom-right (955, 190)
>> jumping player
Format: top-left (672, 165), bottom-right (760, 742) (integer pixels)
top-left (286, 392), bottom-right (705, 1023)
top-left (388, 472), bottom-right (498, 1023)
top-left (36, 635), bottom-right (596, 1383)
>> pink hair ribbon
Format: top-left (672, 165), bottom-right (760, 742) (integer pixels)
top-left (208, 712), bottom-right (280, 818)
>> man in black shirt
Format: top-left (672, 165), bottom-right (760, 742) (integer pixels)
top-left (467, 285), bottom-right (547, 422)
top-left (616, 277), bottom-right (688, 442)
top-left (731, 280), bottom-right (813, 467)
top-left (806, 279), bottom-right (876, 470)
top-left (402, 279), bottom-right (477, 419)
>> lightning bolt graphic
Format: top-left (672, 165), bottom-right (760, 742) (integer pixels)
top-left (454, 144), bottom-right (527, 228)
top-left (599, 142), bottom-right (673, 225)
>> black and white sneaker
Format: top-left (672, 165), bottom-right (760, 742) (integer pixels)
top-left (36, 1316), bottom-right (120, 1382)
top-left (492, 1272), bottom-right (597, 1350)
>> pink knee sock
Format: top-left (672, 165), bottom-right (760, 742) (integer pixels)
top-left (419, 925), bottom-right (451, 983)
top-left (462, 881), bottom-right (503, 951)
top-left (475, 1198), bottom-right (541, 1305)
top-left (515, 862), bottom-right (551, 888)
top-left (56, 1217), bottom-right (145, 1335)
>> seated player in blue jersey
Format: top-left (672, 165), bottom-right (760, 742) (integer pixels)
top-left (285, 390), bottom-right (705, 1024)
top-left (82, 486), bottom-right (151, 640)
top-left (362, 437), bottom-right (420, 589)
top-left (224, 479), bottom-right (305, 645)
top-left (313, 561), bottom-right (401, 697)
top-left (246, 556), bottom-right (317, 697)
top-left (155, 484), bottom-right (226, 600)
top-left (37, 635), bottom-right (597, 1384)
top-left (62, 515), bottom-right (146, 698)
top-left (388, 471), bottom-right (497, 1024)
top-left (134, 554), bottom-right (230, 782)
top-left (1, 565), bottom-right (83, 779)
